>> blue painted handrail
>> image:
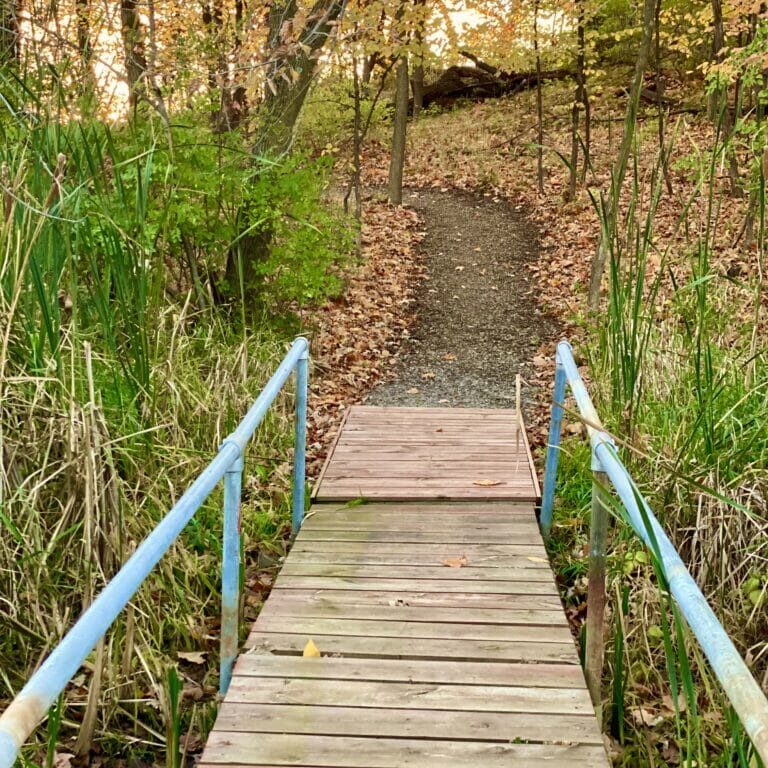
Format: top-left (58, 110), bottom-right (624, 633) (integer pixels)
top-left (541, 339), bottom-right (768, 761)
top-left (0, 337), bottom-right (310, 768)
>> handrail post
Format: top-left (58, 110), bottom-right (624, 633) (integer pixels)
top-left (540, 353), bottom-right (567, 536)
top-left (292, 340), bottom-right (309, 535)
top-left (220, 448), bottom-right (244, 695)
top-left (584, 435), bottom-right (614, 718)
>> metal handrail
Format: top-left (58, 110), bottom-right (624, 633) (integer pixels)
top-left (0, 337), bottom-right (310, 768)
top-left (540, 339), bottom-right (768, 761)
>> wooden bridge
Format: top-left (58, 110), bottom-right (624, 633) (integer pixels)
top-left (200, 406), bottom-right (609, 767)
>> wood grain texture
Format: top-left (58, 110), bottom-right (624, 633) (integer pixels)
top-left (199, 407), bottom-right (608, 767)
top-left (313, 405), bottom-right (539, 501)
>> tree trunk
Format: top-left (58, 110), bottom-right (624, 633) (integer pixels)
top-left (411, 0), bottom-right (425, 117)
top-left (710, 0), bottom-right (741, 196)
top-left (412, 61), bottom-right (424, 117)
top-left (120, 0), bottom-right (150, 108)
top-left (567, 0), bottom-right (587, 201)
top-left (534, 0), bottom-right (544, 194)
top-left (388, 55), bottom-right (409, 205)
top-left (75, 0), bottom-right (93, 82)
top-left (256, 0), bottom-right (348, 156)
top-left (587, 0), bottom-right (656, 309)
top-left (0, 0), bottom-right (20, 67)
top-left (224, 0), bottom-right (348, 302)
top-left (655, 0), bottom-right (673, 195)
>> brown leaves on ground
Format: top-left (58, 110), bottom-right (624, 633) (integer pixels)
top-left (301, 199), bottom-right (424, 479)
top-left (442, 554), bottom-right (469, 567)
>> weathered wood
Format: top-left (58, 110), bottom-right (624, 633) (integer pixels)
top-left (272, 575), bottom-right (559, 594)
top-left (259, 599), bottom-right (565, 625)
top-left (224, 676), bottom-right (594, 713)
top-left (232, 654), bottom-right (588, 687)
top-left (269, 587), bottom-right (564, 610)
top-left (200, 406), bottom-right (608, 768)
top-left (291, 541), bottom-right (548, 556)
top-left (214, 702), bottom-right (603, 744)
top-left (253, 615), bottom-right (572, 643)
top-left (245, 630), bottom-right (578, 662)
top-left (296, 529), bottom-right (544, 544)
top-left (285, 551), bottom-right (550, 568)
top-left (314, 405), bottom-right (537, 502)
top-left (279, 563), bottom-right (555, 582)
top-left (201, 733), bottom-right (607, 767)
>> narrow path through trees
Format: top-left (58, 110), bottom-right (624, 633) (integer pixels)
top-left (366, 189), bottom-right (556, 410)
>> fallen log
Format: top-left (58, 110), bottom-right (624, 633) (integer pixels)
top-left (413, 53), bottom-right (571, 111)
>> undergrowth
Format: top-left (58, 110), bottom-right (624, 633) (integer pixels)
top-left (0, 83), bottom-right (352, 762)
top-left (370, 79), bottom-right (768, 764)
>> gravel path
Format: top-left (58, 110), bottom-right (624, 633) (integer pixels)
top-left (365, 188), bottom-right (556, 412)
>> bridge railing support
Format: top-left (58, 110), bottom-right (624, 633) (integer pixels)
top-left (0, 337), bottom-right (310, 768)
top-left (540, 339), bottom-right (768, 762)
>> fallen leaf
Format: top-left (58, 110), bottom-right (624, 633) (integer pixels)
top-left (177, 651), bottom-right (207, 664)
top-left (442, 555), bottom-right (469, 567)
top-left (473, 479), bottom-right (502, 486)
top-left (182, 682), bottom-right (204, 701)
top-left (527, 556), bottom-right (548, 563)
top-left (421, 371), bottom-right (436, 379)
top-left (631, 707), bottom-right (664, 727)
top-left (303, 638), bottom-right (321, 657)
top-left (406, 387), bottom-right (420, 395)
top-left (53, 754), bottom-right (74, 768)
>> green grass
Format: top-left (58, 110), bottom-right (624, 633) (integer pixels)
top-left (0, 79), bottom-right (350, 762)
top-left (546, 107), bottom-right (768, 766)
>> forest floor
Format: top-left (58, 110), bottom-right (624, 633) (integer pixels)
top-left (364, 187), bottom-right (557, 410)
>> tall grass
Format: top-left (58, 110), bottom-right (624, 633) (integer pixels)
top-left (550, 115), bottom-right (768, 766)
top-left (0, 92), bottom-right (313, 761)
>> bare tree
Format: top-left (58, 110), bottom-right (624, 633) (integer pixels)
top-left (388, 54), bottom-right (409, 204)
top-left (587, 0), bottom-right (656, 308)
top-left (0, 0), bottom-right (20, 67)
top-left (534, 0), bottom-right (544, 194)
top-left (567, 0), bottom-right (589, 200)
top-left (411, 0), bottom-right (426, 117)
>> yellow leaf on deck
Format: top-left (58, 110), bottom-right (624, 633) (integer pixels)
top-left (303, 639), bottom-right (321, 658)
top-left (527, 556), bottom-right (548, 563)
top-left (442, 555), bottom-right (469, 568)
top-left (473, 479), bottom-right (502, 487)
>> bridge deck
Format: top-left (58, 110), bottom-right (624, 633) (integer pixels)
top-left (199, 407), bottom-right (608, 767)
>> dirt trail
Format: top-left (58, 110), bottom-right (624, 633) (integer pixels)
top-left (365, 188), bottom-right (555, 412)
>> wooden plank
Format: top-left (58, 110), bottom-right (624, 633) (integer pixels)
top-left (285, 552), bottom-right (550, 568)
top-left (315, 489), bottom-right (538, 502)
top-left (279, 563), bottom-right (556, 583)
top-left (224, 677), bottom-right (594, 714)
top-left (301, 520), bottom-right (541, 533)
top-left (317, 477), bottom-right (533, 486)
top-left (303, 513), bottom-right (540, 526)
top-left (307, 502), bottom-right (536, 515)
top-left (519, 411), bottom-right (542, 499)
top-left (253, 615), bottom-right (573, 643)
top-left (320, 470), bottom-right (533, 481)
top-left (268, 588), bottom-right (563, 610)
top-left (296, 530), bottom-right (544, 544)
top-left (244, 632), bottom-right (578, 663)
top-left (312, 407), bottom-right (351, 501)
top-left (272, 576), bottom-right (559, 595)
top-left (200, 733), bottom-right (609, 767)
top-left (258, 599), bottom-right (565, 626)
top-left (290, 542), bottom-right (548, 557)
top-left (213, 702), bottom-right (603, 745)
top-left (232, 655), bottom-right (589, 688)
